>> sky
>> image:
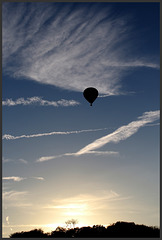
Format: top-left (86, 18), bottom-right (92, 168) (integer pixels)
top-left (2, 2), bottom-right (160, 238)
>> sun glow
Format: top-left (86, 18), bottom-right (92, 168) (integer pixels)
top-left (63, 203), bottom-right (87, 216)
top-left (44, 221), bottom-right (86, 232)
top-left (52, 203), bottom-right (87, 216)
top-left (65, 211), bottom-right (84, 216)
top-left (54, 203), bottom-right (87, 209)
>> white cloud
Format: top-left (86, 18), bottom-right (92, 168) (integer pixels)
top-left (36, 151), bottom-right (118, 162)
top-left (6, 216), bottom-right (9, 225)
top-left (37, 153), bottom-right (75, 162)
top-left (3, 128), bottom-right (106, 140)
top-left (3, 190), bottom-right (31, 207)
top-left (37, 110), bottom-right (159, 162)
top-left (37, 155), bottom-right (59, 162)
top-left (19, 159), bottom-right (28, 164)
top-left (44, 190), bottom-right (132, 216)
top-left (3, 190), bottom-right (28, 200)
top-left (53, 191), bottom-right (121, 205)
top-left (2, 157), bottom-right (13, 163)
top-left (76, 110), bottom-right (160, 155)
top-left (3, 176), bottom-right (25, 182)
top-left (32, 177), bottom-right (44, 181)
top-left (2, 97), bottom-right (80, 107)
top-left (84, 151), bottom-right (119, 156)
top-left (3, 157), bottom-right (28, 164)
top-left (2, 3), bottom-right (159, 95)
top-left (3, 176), bottom-right (45, 182)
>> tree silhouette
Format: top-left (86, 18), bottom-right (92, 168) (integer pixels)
top-left (10, 228), bottom-right (49, 238)
top-left (51, 226), bottom-right (66, 238)
top-left (9, 221), bottom-right (160, 238)
top-left (65, 218), bottom-right (78, 228)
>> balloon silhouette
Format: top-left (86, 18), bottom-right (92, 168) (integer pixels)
top-left (83, 87), bottom-right (98, 106)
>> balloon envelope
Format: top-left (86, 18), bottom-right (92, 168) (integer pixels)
top-left (83, 87), bottom-right (98, 106)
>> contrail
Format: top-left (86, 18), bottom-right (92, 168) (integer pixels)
top-left (3, 128), bottom-right (107, 140)
top-left (75, 110), bottom-right (160, 155)
top-left (36, 110), bottom-right (160, 162)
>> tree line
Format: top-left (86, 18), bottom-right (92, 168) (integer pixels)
top-left (10, 221), bottom-right (160, 238)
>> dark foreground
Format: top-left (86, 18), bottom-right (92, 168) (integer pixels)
top-left (10, 221), bottom-right (160, 238)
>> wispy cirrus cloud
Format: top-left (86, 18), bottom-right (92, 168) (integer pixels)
top-left (44, 190), bottom-right (132, 216)
top-left (3, 190), bottom-right (32, 208)
top-left (19, 159), bottom-right (28, 164)
top-left (3, 128), bottom-right (106, 140)
top-left (32, 177), bottom-right (44, 181)
top-left (2, 3), bottom-right (159, 95)
top-left (2, 157), bottom-right (28, 164)
top-left (2, 157), bottom-right (13, 163)
top-left (3, 176), bottom-right (25, 182)
top-left (3, 176), bottom-right (45, 182)
top-left (37, 110), bottom-right (160, 162)
top-left (2, 97), bottom-right (79, 107)
top-left (37, 150), bottom-right (118, 162)
top-left (82, 150), bottom-right (119, 156)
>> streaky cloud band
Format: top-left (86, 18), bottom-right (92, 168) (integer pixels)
top-left (37, 151), bottom-right (118, 162)
top-left (3, 176), bottom-right (25, 182)
top-left (2, 176), bottom-right (44, 181)
top-left (3, 128), bottom-right (107, 140)
top-left (36, 110), bottom-right (160, 162)
top-left (76, 110), bottom-right (160, 155)
top-left (2, 97), bottom-right (80, 107)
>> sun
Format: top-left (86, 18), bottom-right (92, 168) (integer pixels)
top-left (43, 200), bottom-right (92, 230)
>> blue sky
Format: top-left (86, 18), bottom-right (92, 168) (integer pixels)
top-left (2, 2), bottom-right (160, 238)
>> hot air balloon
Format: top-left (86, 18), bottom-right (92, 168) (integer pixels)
top-left (83, 87), bottom-right (98, 106)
